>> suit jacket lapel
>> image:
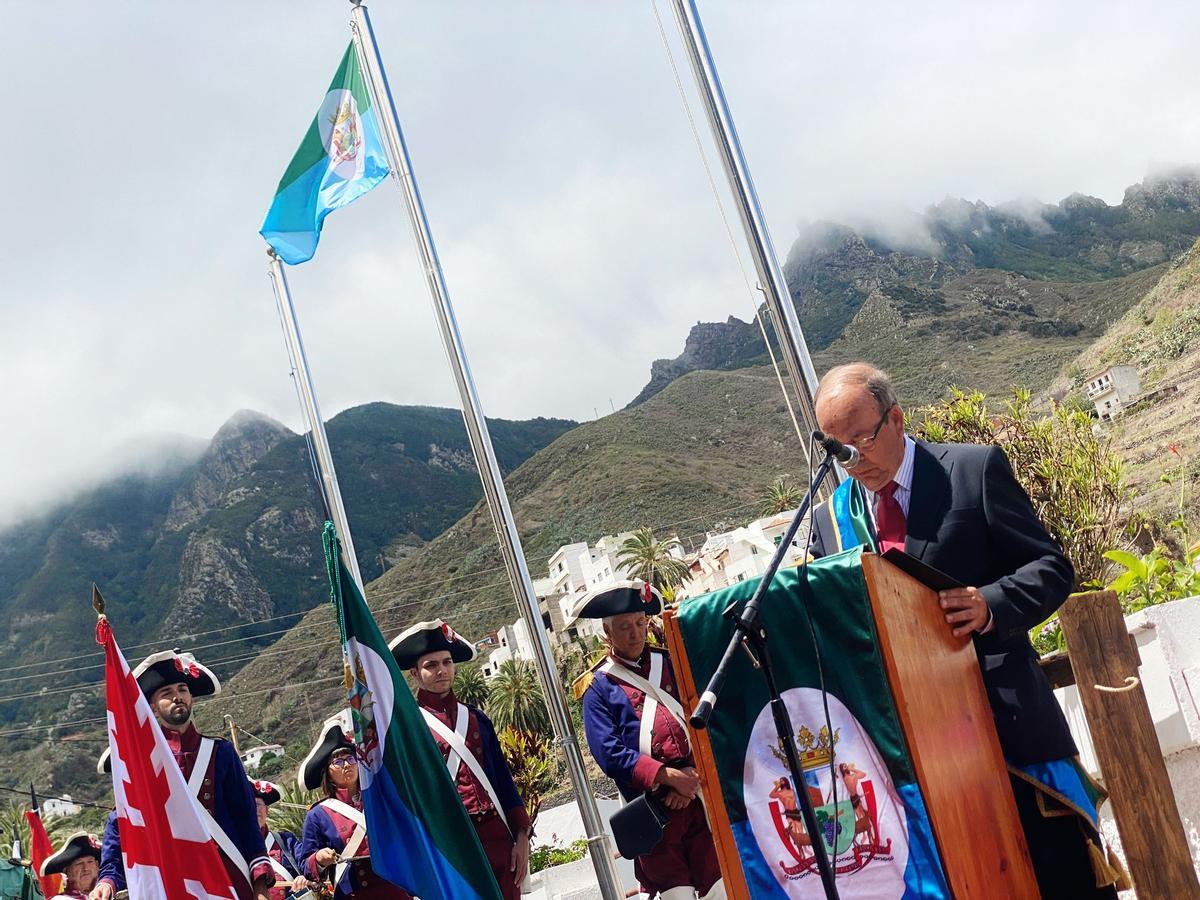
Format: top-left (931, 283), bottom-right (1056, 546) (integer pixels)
top-left (905, 441), bottom-right (952, 561)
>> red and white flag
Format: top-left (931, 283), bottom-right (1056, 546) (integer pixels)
top-left (97, 617), bottom-right (239, 900)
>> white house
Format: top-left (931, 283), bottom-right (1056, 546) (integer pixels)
top-left (483, 534), bottom-right (651, 675)
top-left (678, 510), bottom-right (809, 600)
top-left (481, 623), bottom-right (520, 678)
top-left (547, 543), bottom-right (589, 596)
top-left (241, 743), bottom-right (284, 772)
top-left (1085, 365), bottom-right (1141, 420)
top-left (41, 795), bottom-right (81, 819)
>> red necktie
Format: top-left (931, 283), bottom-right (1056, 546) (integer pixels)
top-left (876, 481), bottom-right (907, 554)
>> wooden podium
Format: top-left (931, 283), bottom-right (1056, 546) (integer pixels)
top-left (665, 552), bottom-right (1040, 899)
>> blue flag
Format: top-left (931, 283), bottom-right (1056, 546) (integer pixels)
top-left (261, 43), bottom-right (390, 264)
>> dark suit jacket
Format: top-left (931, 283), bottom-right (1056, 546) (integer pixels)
top-left (810, 439), bottom-right (1077, 765)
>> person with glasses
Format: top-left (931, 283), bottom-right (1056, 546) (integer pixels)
top-left (297, 713), bottom-right (412, 899)
top-left (807, 362), bottom-right (1121, 899)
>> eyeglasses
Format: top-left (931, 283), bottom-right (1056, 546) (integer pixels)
top-left (849, 405), bottom-right (894, 452)
top-left (329, 755), bottom-right (358, 769)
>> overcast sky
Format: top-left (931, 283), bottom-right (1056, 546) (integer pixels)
top-left (2, 0), bottom-right (1198, 521)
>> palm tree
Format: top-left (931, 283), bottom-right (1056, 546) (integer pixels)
top-left (267, 781), bottom-right (322, 837)
top-left (487, 659), bottom-right (549, 734)
top-left (616, 528), bottom-right (690, 591)
top-left (453, 663), bottom-right (491, 709)
top-left (762, 476), bottom-right (803, 515)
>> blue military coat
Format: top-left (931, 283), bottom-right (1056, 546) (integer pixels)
top-left (264, 829), bottom-right (302, 900)
top-left (98, 727), bottom-right (269, 895)
top-left (97, 810), bottom-right (123, 892)
top-left (299, 797), bottom-right (407, 899)
top-left (582, 647), bottom-right (691, 802)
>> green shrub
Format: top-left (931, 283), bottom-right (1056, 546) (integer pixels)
top-left (914, 388), bottom-right (1132, 656)
top-left (529, 838), bottom-right (588, 874)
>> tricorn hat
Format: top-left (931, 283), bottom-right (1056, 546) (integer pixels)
top-left (389, 619), bottom-right (476, 669)
top-left (97, 748), bottom-right (111, 776)
top-left (572, 580), bottom-right (662, 619)
top-left (249, 778), bottom-right (282, 805)
top-left (40, 832), bottom-right (101, 878)
top-left (298, 711), bottom-right (356, 792)
top-left (131, 648), bottom-right (220, 700)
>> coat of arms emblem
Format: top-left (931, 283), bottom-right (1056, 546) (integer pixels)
top-left (327, 96), bottom-right (362, 166)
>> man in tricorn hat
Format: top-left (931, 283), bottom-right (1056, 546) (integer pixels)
top-left (42, 833), bottom-right (102, 899)
top-left (91, 649), bottom-right (272, 900)
top-left (390, 619), bottom-right (531, 900)
top-left (577, 582), bottom-right (724, 900)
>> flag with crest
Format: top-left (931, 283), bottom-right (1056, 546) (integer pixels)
top-left (672, 549), bottom-right (951, 899)
top-left (323, 522), bottom-right (501, 900)
top-left (261, 41), bottom-right (390, 264)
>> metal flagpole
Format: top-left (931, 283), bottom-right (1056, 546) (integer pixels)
top-left (668, 0), bottom-right (838, 492)
top-left (347, 5), bottom-right (624, 897)
top-left (267, 248), bottom-right (366, 591)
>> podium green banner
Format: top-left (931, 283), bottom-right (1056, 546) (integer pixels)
top-left (674, 549), bottom-right (949, 899)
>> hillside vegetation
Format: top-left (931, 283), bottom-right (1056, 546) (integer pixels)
top-left (207, 366), bottom-right (806, 751)
top-left (0, 405), bottom-right (572, 796)
top-left (1050, 239), bottom-right (1200, 527)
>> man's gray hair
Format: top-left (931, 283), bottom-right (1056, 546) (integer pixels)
top-left (815, 363), bottom-right (899, 415)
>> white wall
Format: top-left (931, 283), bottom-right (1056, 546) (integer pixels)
top-left (1110, 365), bottom-right (1141, 401)
top-left (1054, 596), bottom-right (1200, 888)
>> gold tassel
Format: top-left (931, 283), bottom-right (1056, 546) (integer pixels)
top-left (1086, 837), bottom-right (1130, 890)
top-left (1107, 846), bottom-right (1132, 892)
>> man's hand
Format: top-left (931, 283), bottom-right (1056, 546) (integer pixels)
top-left (657, 765), bottom-right (700, 799)
top-left (88, 882), bottom-right (114, 900)
top-left (314, 847), bottom-right (339, 868)
top-left (291, 875), bottom-right (310, 893)
top-left (510, 830), bottom-right (530, 882)
top-left (939, 586), bottom-right (990, 638)
top-left (661, 789), bottom-right (693, 810)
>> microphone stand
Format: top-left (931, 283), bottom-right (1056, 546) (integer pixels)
top-left (690, 449), bottom-right (841, 900)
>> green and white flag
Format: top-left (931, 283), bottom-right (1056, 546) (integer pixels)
top-left (673, 549), bottom-right (951, 898)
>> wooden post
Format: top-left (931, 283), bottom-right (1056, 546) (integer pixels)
top-left (1058, 590), bottom-right (1200, 899)
top-left (662, 609), bottom-right (750, 900)
top-left (224, 714), bottom-right (243, 757)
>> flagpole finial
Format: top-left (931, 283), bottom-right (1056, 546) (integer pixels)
top-left (92, 584), bottom-right (106, 618)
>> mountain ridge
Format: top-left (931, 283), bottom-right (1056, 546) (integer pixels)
top-left (633, 169), bottom-right (1200, 406)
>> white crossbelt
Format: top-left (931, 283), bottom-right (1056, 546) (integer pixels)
top-left (601, 655), bottom-right (688, 756)
top-left (319, 798), bottom-right (368, 888)
top-left (187, 738), bottom-right (252, 884)
top-left (421, 706), bottom-right (513, 838)
top-left (264, 833), bottom-right (294, 882)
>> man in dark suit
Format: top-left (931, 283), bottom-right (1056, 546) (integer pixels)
top-left (809, 362), bottom-right (1119, 899)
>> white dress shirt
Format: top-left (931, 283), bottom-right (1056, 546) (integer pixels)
top-left (864, 435), bottom-right (916, 524)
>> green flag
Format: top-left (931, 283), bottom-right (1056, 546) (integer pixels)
top-left (674, 549), bottom-right (950, 898)
top-left (323, 523), bottom-right (502, 900)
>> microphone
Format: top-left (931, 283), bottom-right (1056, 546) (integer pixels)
top-left (812, 430), bottom-right (860, 469)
